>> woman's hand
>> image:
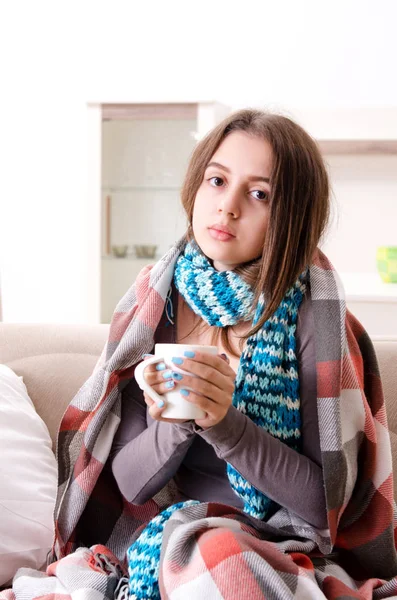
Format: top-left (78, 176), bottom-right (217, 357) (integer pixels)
top-left (170, 351), bottom-right (236, 429)
top-left (140, 355), bottom-right (190, 424)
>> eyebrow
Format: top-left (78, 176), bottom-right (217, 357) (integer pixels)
top-left (206, 161), bottom-right (270, 184)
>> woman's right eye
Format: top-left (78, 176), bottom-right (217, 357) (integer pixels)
top-left (209, 176), bottom-right (224, 187)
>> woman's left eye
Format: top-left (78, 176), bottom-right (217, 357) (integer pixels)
top-left (209, 177), bottom-right (224, 187)
top-left (251, 190), bottom-right (268, 201)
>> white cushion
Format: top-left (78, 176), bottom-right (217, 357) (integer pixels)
top-left (0, 365), bottom-right (57, 586)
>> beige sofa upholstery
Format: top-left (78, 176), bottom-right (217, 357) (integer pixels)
top-left (1, 323), bottom-right (396, 495)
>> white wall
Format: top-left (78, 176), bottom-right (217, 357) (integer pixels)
top-left (322, 155), bottom-right (397, 274)
top-left (1, 0), bottom-right (397, 323)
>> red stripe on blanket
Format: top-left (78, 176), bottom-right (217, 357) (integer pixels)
top-left (119, 365), bottom-right (136, 381)
top-left (199, 527), bottom-right (299, 576)
top-left (59, 370), bottom-right (121, 434)
top-left (377, 472), bottom-right (395, 502)
top-left (137, 288), bottom-right (167, 329)
top-left (346, 310), bottom-right (366, 341)
top-left (135, 264), bottom-right (152, 288)
top-left (316, 361), bottom-right (341, 397)
top-left (290, 552), bottom-right (315, 571)
top-left (133, 267), bottom-right (168, 329)
top-left (327, 507), bottom-right (340, 542)
top-left (197, 528), bottom-right (299, 599)
top-left (343, 354), bottom-right (364, 391)
top-left (162, 527), bottom-right (309, 600)
top-left (363, 395), bottom-right (377, 444)
top-left (317, 355), bottom-right (366, 397)
top-left (59, 405), bottom-right (90, 433)
top-left (209, 551), bottom-right (268, 600)
top-left (73, 450), bottom-right (103, 494)
top-left (205, 503), bottom-right (247, 519)
top-left (336, 485), bottom-right (393, 548)
top-left (108, 308), bottom-right (137, 343)
top-left (123, 495), bottom-right (159, 520)
top-left (198, 528), bottom-right (243, 570)
top-left (161, 538), bottom-right (266, 599)
top-left (345, 325), bottom-right (364, 386)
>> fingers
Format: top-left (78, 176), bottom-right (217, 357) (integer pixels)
top-left (144, 392), bottom-right (191, 424)
top-left (169, 355), bottom-right (235, 396)
top-left (177, 388), bottom-right (212, 412)
top-left (140, 356), bottom-right (177, 395)
top-left (171, 351), bottom-right (235, 379)
top-left (139, 351), bottom-right (235, 426)
top-left (220, 353), bottom-right (231, 365)
top-left (180, 388), bottom-right (227, 428)
top-left (146, 394), bottom-right (166, 419)
top-left (141, 373), bottom-right (175, 402)
top-left (173, 372), bottom-right (233, 405)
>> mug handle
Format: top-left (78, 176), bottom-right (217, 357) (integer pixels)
top-left (134, 356), bottom-right (166, 406)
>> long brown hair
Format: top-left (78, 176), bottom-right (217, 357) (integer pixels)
top-left (180, 109), bottom-right (330, 357)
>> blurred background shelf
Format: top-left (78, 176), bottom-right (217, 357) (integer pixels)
top-left (102, 186), bottom-right (181, 192)
top-left (101, 255), bottom-right (162, 260)
top-left (340, 273), bottom-right (397, 337)
top-left (341, 272), bottom-right (397, 302)
top-left (100, 101), bottom-right (230, 323)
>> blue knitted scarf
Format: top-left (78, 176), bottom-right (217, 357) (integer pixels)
top-left (173, 240), bottom-right (307, 518)
top-left (127, 240), bottom-right (307, 599)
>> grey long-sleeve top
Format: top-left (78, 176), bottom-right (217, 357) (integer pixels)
top-left (111, 283), bottom-right (327, 529)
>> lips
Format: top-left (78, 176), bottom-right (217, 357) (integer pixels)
top-left (208, 224), bottom-right (236, 242)
top-left (209, 224), bottom-right (236, 237)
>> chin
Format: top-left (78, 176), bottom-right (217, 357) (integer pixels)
top-left (194, 229), bottom-right (258, 268)
top-left (195, 234), bottom-right (226, 258)
top-left (197, 242), bottom-right (239, 270)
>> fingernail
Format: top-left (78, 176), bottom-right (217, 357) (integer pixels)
top-left (172, 372), bottom-right (183, 381)
top-left (165, 380), bottom-right (175, 389)
top-left (180, 389), bottom-right (190, 396)
top-left (220, 353), bottom-right (230, 363)
top-left (142, 353), bottom-right (152, 359)
top-left (162, 370), bottom-right (173, 380)
top-left (156, 362), bottom-right (166, 371)
top-left (157, 400), bottom-right (165, 408)
top-left (184, 351), bottom-right (195, 358)
top-left (172, 357), bottom-right (183, 365)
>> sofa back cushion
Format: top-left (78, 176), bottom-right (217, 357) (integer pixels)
top-left (0, 324), bottom-right (109, 449)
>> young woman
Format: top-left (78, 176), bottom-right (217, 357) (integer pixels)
top-left (110, 113), bottom-right (328, 530)
top-left (51, 109), bottom-right (397, 600)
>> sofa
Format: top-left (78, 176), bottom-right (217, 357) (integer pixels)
top-left (1, 322), bottom-right (397, 487)
top-left (0, 323), bottom-right (396, 600)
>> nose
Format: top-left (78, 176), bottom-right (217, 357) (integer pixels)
top-left (217, 187), bottom-right (240, 219)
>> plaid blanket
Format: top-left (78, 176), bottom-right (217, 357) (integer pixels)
top-left (2, 236), bottom-right (397, 600)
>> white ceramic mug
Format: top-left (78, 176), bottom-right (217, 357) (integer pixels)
top-left (134, 343), bottom-right (218, 420)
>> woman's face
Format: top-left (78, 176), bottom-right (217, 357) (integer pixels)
top-left (192, 131), bottom-right (272, 271)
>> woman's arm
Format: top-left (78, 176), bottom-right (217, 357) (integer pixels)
top-left (197, 404), bottom-right (327, 528)
top-left (111, 378), bottom-right (196, 504)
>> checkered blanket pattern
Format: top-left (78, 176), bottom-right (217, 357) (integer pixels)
top-left (1, 545), bottom-right (124, 600)
top-left (2, 237), bottom-right (397, 599)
